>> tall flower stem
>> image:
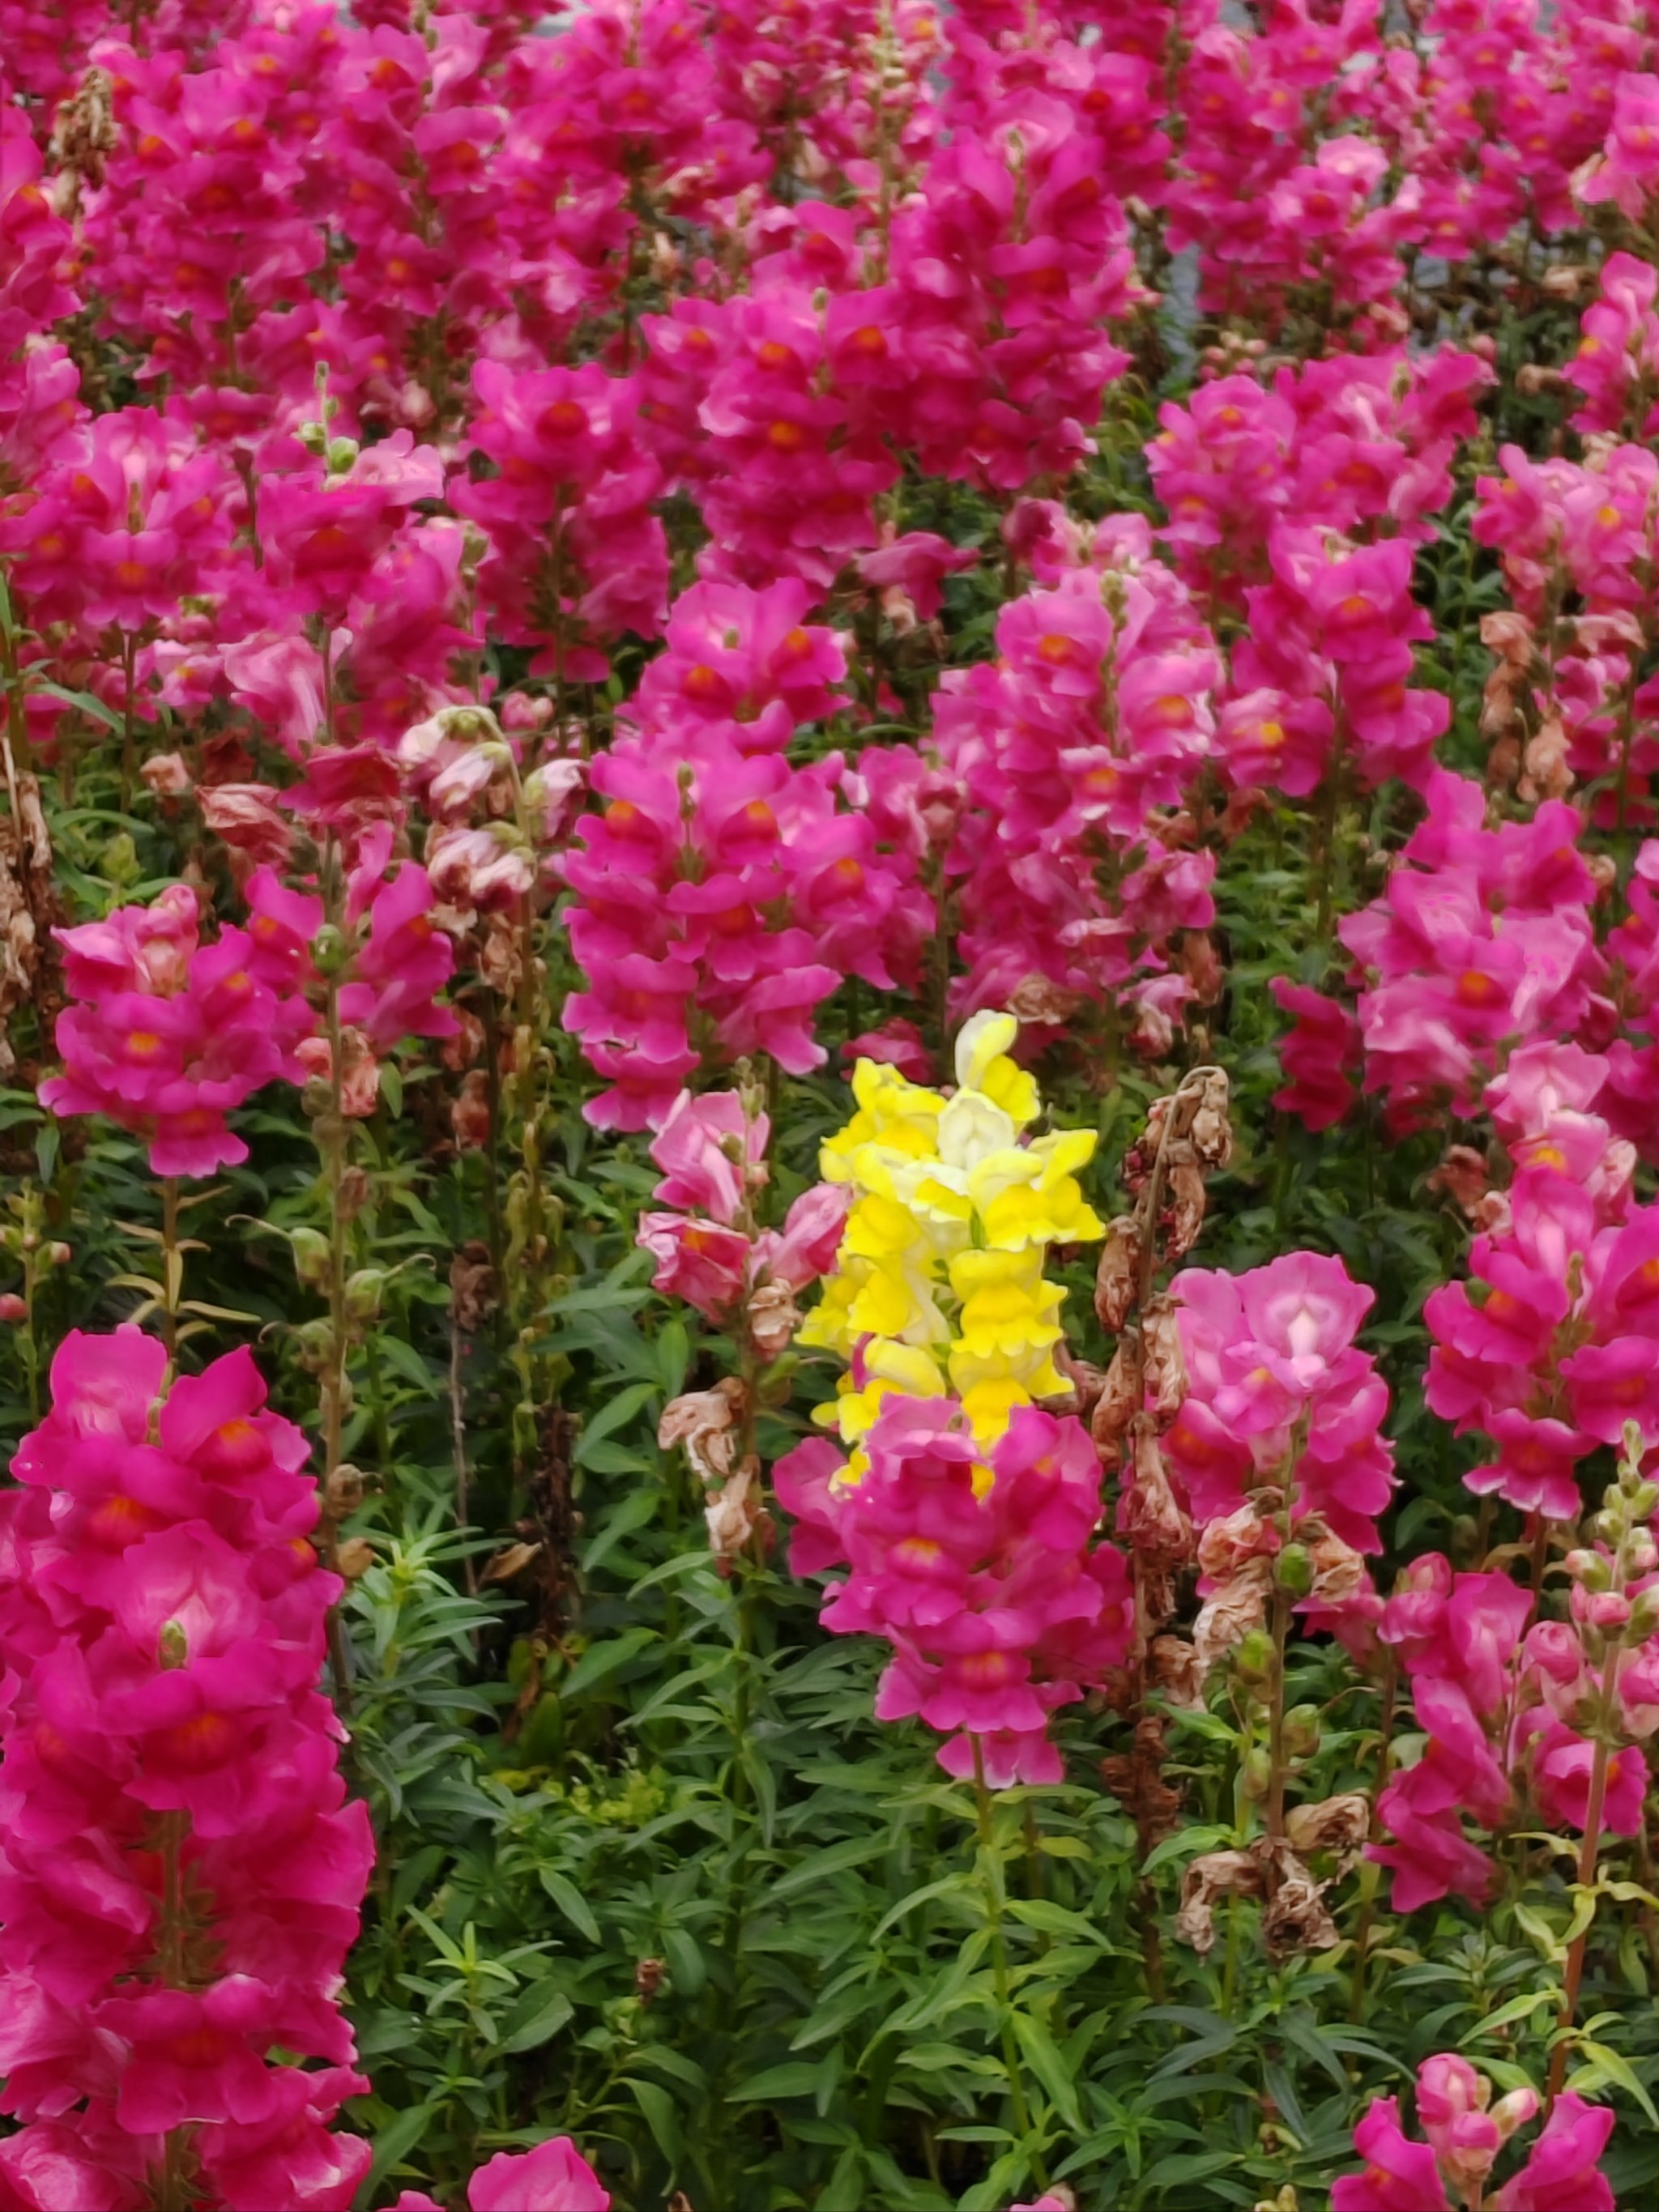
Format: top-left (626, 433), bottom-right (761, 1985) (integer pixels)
top-left (159, 1174), bottom-right (182, 1372)
top-left (972, 1739), bottom-right (1047, 2187)
top-left (1546, 1668), bottom-right (1617, 2104)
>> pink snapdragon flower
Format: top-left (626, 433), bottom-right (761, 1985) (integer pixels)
top-left (778, 1400), bottom-right (1132, 1786)
top-left (1335, 2061), bottom-right (1574, 2212)
top-left (1166, 1251), bottom-right (1395, 1552)
top-left (636, 1089), bottom-right (850, 1344)
top-left (40, 885), bottom-right (313, 1175)
top-left (0, 1327), bottom-right (373, 2209)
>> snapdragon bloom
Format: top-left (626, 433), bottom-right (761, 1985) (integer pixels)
top-left (1335, 2063), bottom-right (1612, 2212)
top-left (382, 2133), bottom-right (612, 2211)
top-left (1166, 1251), bottom-right (1396, 1554)
top-left (40, 884), bottom-right (313, 1175)
top-left (636, 1088), bottom-right (850, 1347)
top-left (0, 1327), bottom-right (373, 2210)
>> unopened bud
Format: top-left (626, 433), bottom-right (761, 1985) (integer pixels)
top-left (47, 1242), bottom-right (70, 1268)
top-left (1274, 1543), bottom-right (1314, 1598)
top-left (310, 923), bottom-right (348, 976)
top-left (344, 1268), bottom-right (388, 1322)
top-left (1241, 1744), bottom-right (1270, 1801)
top-left (0, 1293), bottom-right (24, 1323)
top-left (325, 436), bottom-right (360, 475)
top-left (291, 1227), bottom-right (331, 1289)
top-left (1235, 1627), bottom-right (1276, 1686)
top-left (1282, 1703), bottom-right (1320, 1759)
top-left (1567, 1548), bottom-right (1614, 1592)
top-left (1491, 2088), bottom-right (1540, 2142)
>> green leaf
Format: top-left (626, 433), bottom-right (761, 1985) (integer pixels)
top-left (1572, 2044), bottom-right (1658, 2127)
top-left (625, 2078), bottom-right (683, 2162)
top-left (574, 1381), bottom-right (659, 1466)
top-left (1010, 2009), bottom-right (1083, 2132)
top-left (560, 1627), bottom-right (658, 1703)
top-left (537, 1869), bottom-right (601, 1945)
top-left (497, 1981), bottom-right (574, 2054)
top-left (356, 2102), bottom-right (434, 2206)
top-left (729, 2061), bottom-right (824, 2102)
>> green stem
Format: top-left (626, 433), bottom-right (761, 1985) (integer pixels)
top-left (972, 1739), bottom-right (1047, 2184)
top-left (1546, 1700), bottom-right (1615, 2103)
top-left (159, 1175), bottom-right (181, 1374)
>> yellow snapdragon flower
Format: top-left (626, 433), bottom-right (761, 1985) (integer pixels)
top-left (805, 1011), bottom-right (1101, 1451)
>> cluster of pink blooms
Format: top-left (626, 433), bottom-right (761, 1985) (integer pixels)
top-left (777, 1403), bottom-right (1133, 1788)
top-left (635, 1089), bottom-right (849, 1348)
top-left (1473, 428), bottom-right (1659, 820)
top-left (40, 836), bottom-right (455, 1166)
top-left (1165, 1251), bottom-right (1397, 1560)
top-left (1324, 772), bottom-right (1607, 1136)
top-left (937, 514), bottom-right (1218, 1051)
top-left (562, 580), bottom-right (932, 1129)
top-left (1148, 349), bottom-right (1487, 800)
top-left (0, 1327), bottom-right (373, 2212)
top-left (1372, 1523), bottom-right (1659, 1913)
top-left (39, 884), bottom-right (312, 1178)
top-left (1426, 1050), bottom-right (1659, 1522)
top-left (1334, 2056), bottom-right (1614, 2212)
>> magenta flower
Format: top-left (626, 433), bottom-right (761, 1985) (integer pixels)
top-left (40, 886), bottom-right (314, 1177)
top-left (1332, 2096), bottom-right (1451, 2212)
top-left (0, 1328), bottom-right (372, 2207)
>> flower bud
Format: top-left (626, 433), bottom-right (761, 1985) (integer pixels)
top-left (1585, 1590), bottom-right (1632, 1633)
top-left (344, 1268), bottom-right (388, 1323)
top-left (291, 1227), bottom-right (331, 1290)
top-left (1235, 1627), bottom-right (1276, 1686)
top-left (309, 923), bottom-right (349, 976)
top-left (0, 1294), bottom-right (25, 1323)
top-left (1240, 1745), bottom-right (1270, 1801)
top-left (1490, 2087), bottom-right (1540, 2142)
top-left (47, 1242), bottom-right (70, 1268)
top-left (1274, 1543), bottom-right (1314, 1597)
top-left (1282, 1704), bottom-right (1320, 1759)
top-left (1566, 1548), bottom-right (1614, 1592)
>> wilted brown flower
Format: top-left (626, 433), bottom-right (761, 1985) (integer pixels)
top-left (658, 1379), bottom-right (747, 1485)
top-left (1094, 1214), bottom-right (1144, 1332)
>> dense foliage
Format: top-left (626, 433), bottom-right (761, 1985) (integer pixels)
top-left (6, 0), bottom-right (1659, 2207)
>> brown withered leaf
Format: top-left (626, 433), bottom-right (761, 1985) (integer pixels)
top-left (0, 759), bottom-right (56, 1076)
top-left (1427, 1144), bottom-right (1491, 1219)
top-left (1100, 1713), bottom-right (1183, 1848)
top-left (1175, 1835), bottom-right (1345, 1958)
top-left (745, 1280), bottom-right (802, 1357)
top-left (1283, 1792), bottom-right (1371, 1861)
top-left (482, 1541), bottom-right (544, 1584)
top-left (335, 1536), bottom-right (376, 1580)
